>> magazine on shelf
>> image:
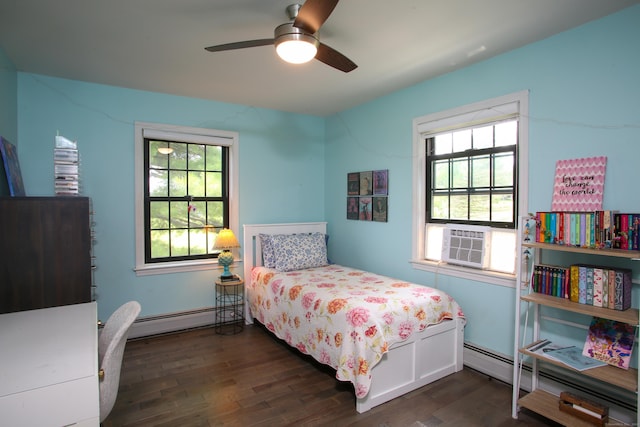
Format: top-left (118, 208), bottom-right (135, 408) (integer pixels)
top-left (526, 339), bottom-right (607, 371)
top-left (583, 317), bottom-right (636, 370)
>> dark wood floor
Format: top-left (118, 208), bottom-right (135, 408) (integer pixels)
top-left (104, 324), bottom-right (558, 427)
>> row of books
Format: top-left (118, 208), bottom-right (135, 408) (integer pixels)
top-left (54, 147), bottom-right (79, 195)
top-left (534, 211), bottom-right (640, 250)
top-left (532, 263), bottom-right (632, 310)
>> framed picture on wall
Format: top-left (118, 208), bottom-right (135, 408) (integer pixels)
top-left (372, 197), bottom-right (387, 222)
top-left (359, 171), bottom-right (373, 195)
top-left (373, 169), bottom-right (388, 195)
top-left (347, 197), bottom-right (359, 220)
top-left (359, 197), bottom-right (372, 220)
top-left (347, 172), bottom-right (360, 195)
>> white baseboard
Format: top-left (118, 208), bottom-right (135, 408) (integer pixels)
top-left (463, 342), bottom-right (515, 385)
top-left (128, 307), bottom-right (216, 339)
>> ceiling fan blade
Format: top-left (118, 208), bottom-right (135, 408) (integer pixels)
top-left (294, 0), bottom-right (339, 34)
top-left (315, 43), bottom-right (357, 73)
top-left (205, 39), bottom-right (274, 53)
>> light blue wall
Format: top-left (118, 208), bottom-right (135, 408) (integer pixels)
top-left (0, 48), bottom-right (17, 142)
top-left (324, 6), bottom-right (640, 356)
top-left (16, 74), bottom-right (325, 319)
top-left (11, 6), bottom-right (640, 358)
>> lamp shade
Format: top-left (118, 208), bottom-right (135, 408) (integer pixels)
top-left (213, 228), bottom-right (240, 250)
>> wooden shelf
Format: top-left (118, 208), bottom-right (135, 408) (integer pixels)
top-left (519, 347), bottom-right (638, 392)
top-left (521, 293), bottom-right (639, 326)
top-left (518, 390), bottom-right (620, 426)
top-left (523, 241), bottom-right (640, 260)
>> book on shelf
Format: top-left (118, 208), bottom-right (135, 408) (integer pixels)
top-left (526, 339), bottom-right (564, 356)
top-left (525, 339), bottom-right (607, 371)
top-left (585, 267), bottom-right (594, 305)
top-left (607, 269), bottom-right (615, 309)
top-left (582, 317), bottom-right (636, 370)
top-left (614, 268), bottom-right (632, 310)
top-left (545, 346), bottom-right (607, 371)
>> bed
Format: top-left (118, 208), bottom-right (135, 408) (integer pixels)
top-left (242, 222), bottom-right (465, 413)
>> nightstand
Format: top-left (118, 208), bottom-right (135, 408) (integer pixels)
top-left (214, 278), bottom-right (244, 335)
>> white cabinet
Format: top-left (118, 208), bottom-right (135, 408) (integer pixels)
top-left (0, 302), bottom-right (99, 426)
top-left (512, 217), bottom-right (639, 426)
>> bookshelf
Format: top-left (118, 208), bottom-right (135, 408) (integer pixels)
top-left (512, 218), bottom-right (640, 426)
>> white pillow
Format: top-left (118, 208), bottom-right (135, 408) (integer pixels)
top-left (270, 232), bottom-right (328, 272)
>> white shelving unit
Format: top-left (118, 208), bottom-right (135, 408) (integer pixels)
top-left (512, 216), bottom-right (639, 426)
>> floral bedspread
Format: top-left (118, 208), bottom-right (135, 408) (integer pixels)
top-left (248, 264), bottom-right (466, 398)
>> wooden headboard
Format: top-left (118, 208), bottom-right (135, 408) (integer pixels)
top-left (242, 222), bottom-right (327, 284)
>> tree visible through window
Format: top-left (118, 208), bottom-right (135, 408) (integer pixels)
top-left (144, 139), bottom-right (228, 262)
top-left (427, 120), bottom-right (517, 228)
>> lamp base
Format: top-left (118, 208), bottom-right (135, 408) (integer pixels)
top-left (218, 250), bottom-right (234, 279)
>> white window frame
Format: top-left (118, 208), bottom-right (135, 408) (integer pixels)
top-left (410, 91), bottom-right (529, 287)
top-left (134, 121), bottom-right (239, 276)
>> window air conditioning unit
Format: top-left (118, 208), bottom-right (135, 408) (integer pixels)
top-left (441, 224), bottom-right (491, 269)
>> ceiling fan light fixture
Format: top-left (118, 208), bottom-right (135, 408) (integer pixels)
top-left (274, 23), bottom-right (319, 64)
top-left (276, 39), bottom-right (317, 64)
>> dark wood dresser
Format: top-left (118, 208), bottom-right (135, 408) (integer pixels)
top-left (0, 196), bottom-right (93, 313)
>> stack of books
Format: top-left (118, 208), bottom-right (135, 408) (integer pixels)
top-left (54, 135), bottom-right (79, 195)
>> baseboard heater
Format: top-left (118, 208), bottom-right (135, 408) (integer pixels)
top-left (128, 306), bottom-right (216, 339)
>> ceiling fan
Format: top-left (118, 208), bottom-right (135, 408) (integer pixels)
top-left (204, 0), bottom-right (357, 73)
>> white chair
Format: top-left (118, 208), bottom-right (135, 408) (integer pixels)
top-left (98, 301), bottom-right (141, 423)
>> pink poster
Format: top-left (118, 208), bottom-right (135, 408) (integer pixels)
top-left (551, 156), bottom-right (606, 212)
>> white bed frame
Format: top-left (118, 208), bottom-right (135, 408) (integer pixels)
top-left (243, 222), bottom-right (464, 413)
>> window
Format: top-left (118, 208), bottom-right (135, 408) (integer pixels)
top-left (427, 121), bottom-right (516, 227)
top-left (412, 91), bottom-right (528, 284)
top-left (134, 122), bottom-right (239, 275)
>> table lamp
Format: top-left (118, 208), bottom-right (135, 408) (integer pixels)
top-left (213, 228), bottom-right (241, 279)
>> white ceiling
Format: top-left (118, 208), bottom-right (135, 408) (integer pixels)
top-left (1, 0), bottom-right (637, 116)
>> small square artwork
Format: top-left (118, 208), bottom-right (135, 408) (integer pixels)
top-left (373, 170), bottom-right (388, 195)
top-left (347, 197), bottom-right (359, 220)
top-left (347, 172), bottom-right (360, 195)
top-left (359, 171), bottom-right (372, 195)
top-left (551, 156), bottom-right (606, 212)
top-left (372, 197), bottom-right (387, 222)
top-left (0, 137), bottom-right (26, 196)
top-left (359, 197), bottom-right (372, 221)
